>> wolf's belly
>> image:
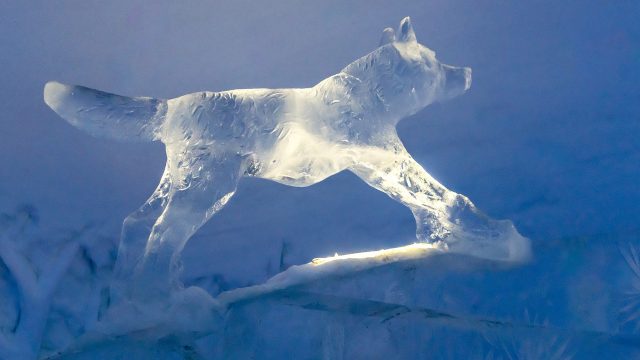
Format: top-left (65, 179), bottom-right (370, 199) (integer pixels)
top-left (255, 126), bottom-right (355, 187)
top-left (259, 157), bottom-right (344, 187)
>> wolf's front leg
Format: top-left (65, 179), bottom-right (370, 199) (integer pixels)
top-left (349, 146), bottom-right (530, 261)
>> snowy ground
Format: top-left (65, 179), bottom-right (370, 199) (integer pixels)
top-left (33, 235), bottom-right (640, 359)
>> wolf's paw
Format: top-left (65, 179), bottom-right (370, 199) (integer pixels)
top-left (415, 197), bottom-right (531, 263)
top-left (441, 219), bottom-right (532, 262)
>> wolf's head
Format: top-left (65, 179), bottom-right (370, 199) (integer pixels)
top-left (343, 17), bottom-right (472, 119)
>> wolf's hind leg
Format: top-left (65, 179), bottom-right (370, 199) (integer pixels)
top-left (349, 145), bottom-right (530, 261)
top-left (110, 167), bottom-right (171, 303)
top-left (130, 154), bottom-right (243, 299)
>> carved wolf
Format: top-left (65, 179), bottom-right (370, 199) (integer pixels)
top-left (44, 17), bottom-right (530, 297)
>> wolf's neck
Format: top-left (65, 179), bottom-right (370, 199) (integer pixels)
top-left (340, 49), bottom-right (421, 121)
top-left (314, 72), bottom-right (396, 125)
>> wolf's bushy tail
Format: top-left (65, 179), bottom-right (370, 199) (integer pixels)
top-left (44, 81), bottom-right (166, 142)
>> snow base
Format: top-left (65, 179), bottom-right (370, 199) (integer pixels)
top-left (43, 241), bottom-right (639, 359)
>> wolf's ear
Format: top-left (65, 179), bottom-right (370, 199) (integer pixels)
top-left (379, 27), bottom-right (396, 46)
top-left (398, 17), bottom-right (417, 43)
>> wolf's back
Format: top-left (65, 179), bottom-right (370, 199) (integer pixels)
top-left (44, 81), bottom-right (166, 142)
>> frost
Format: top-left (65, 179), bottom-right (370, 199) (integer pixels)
top-left (619, 243), bottom-right (640, 332)
top-left (0, 208), bottom-right (89, 359)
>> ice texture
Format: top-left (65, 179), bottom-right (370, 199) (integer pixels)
top-left (44, 17), bottom-right (529, 302)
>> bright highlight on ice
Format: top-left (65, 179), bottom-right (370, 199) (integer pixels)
top-left (311, 242), bottom-right (443, 266)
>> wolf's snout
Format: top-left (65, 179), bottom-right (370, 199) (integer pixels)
top-left (441, 65), bottom-right (472, 101)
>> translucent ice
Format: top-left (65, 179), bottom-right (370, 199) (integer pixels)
top-left (44, 17), bottom-right (530, 300)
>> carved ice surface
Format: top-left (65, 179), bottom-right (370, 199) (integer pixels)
top-left (44, 17), bottom-right (529, 302)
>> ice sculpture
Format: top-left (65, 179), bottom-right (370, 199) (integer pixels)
top-left (44, 17), bottom-right (530, 300)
